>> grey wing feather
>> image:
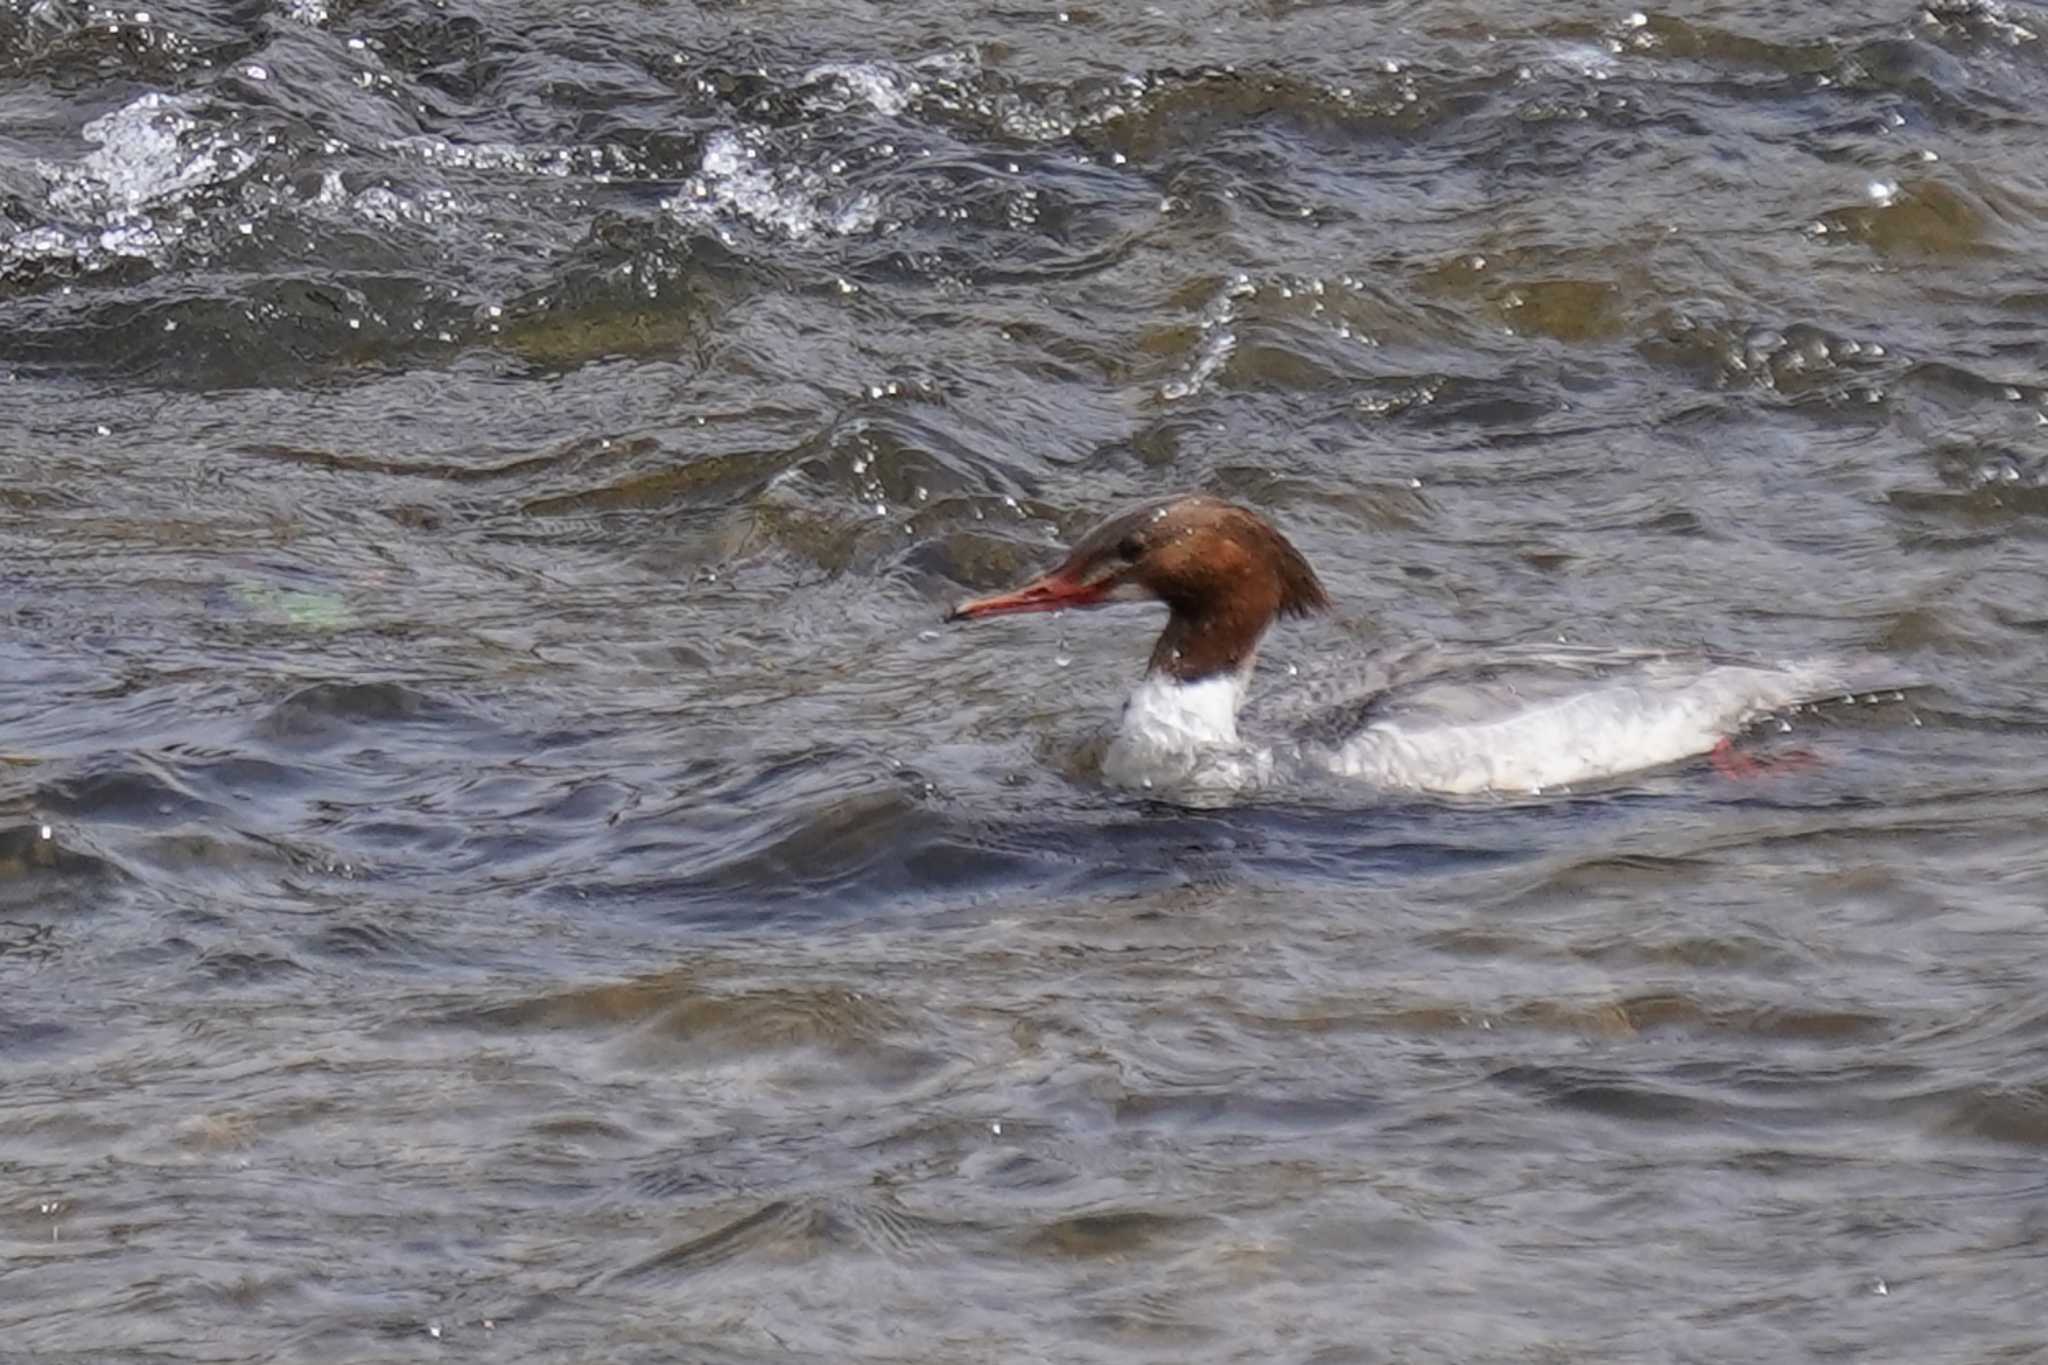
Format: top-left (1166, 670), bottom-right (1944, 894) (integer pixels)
top-left (1252, 641), bottom-right (1916, 747)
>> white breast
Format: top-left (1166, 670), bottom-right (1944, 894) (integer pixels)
top-left (1093, 648), bottom-right (1867, 800)
top-left (1102, 670), bottom-right (1270, 792)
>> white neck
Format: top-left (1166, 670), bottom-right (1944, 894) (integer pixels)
top-left (1122, 668), bottom-right (1246, 746)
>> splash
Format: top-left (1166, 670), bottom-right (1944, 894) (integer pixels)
top-left (801, 61), bottom-right (919, 117)
top-left (664, 128), bottom-right (880, 241)
top-left (1159, 273), bottom-right (1254, 401)
top-left (7, 92), bottom-right (253, 270)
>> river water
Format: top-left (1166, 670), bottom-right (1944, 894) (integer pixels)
top-left (4, 0), bottom-right (2047, 1358)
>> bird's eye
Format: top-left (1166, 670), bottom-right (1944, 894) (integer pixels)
top-left (1115, 534), bottom-right (1146, 562)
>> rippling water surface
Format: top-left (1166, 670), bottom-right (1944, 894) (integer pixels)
top-left (5, 0), bottom-right (2048, 1357)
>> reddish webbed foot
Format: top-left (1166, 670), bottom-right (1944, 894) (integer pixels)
top-left (1710, 736), bottom-right (1818, 780)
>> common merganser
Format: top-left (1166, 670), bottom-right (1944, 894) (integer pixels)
top-left (947, 494), bottom-right (1886, 796)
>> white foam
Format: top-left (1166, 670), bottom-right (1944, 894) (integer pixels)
top-left (1159, 274), bottom-right (1254, 400)
top-left (52, 94), bottom-right (239, 215)
top-left (8, 93), bottom-right (254, 269)
top-left (803, 62), bottom-right (918, 117)
top-left (664, 128), bottom-right (879, 241)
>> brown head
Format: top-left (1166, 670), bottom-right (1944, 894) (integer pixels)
top-left (946, 494), bottom-right (1329, 682)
